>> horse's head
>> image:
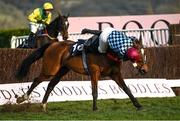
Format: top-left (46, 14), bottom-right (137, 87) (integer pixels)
top-left (47, 13), bottom-right (69, 40)
top-left (57, 13), bottom-right (69, 40)
top-left (126, 38), bottom-right (148, 74)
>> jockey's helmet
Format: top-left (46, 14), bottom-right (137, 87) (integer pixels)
top-left (43, 2), bottom-right (54, 10)
top-left (126, 47), bottom-right (140, 62)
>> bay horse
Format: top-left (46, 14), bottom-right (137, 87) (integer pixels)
top-left (18, 13), bottom-right (69, 48)
top-left (16, 39), bottom-right (148, 112)
top-left (35, 13), bottom-right (69, 48)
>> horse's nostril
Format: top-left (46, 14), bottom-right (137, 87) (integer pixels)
top-left (140, 67), bottom-right (148, 74)
top-left (141, 69), bottom-right (146, 74)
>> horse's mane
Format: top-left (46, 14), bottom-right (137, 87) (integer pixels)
top-left (64, 40), bottom-right (74, 43)
top-left (47, 15), bottom-right (60, 28)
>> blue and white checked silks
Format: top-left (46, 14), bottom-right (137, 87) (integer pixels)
top-left (107, 30), bottom-right (135, 57)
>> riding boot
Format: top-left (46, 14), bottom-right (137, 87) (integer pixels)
top-left (27, 32), bottom-right (36, 48)
top-left (81, 28), bottom-right (102, 35)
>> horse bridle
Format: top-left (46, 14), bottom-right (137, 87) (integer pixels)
top-left (132, 48), bottom-right (147, 68)
top-left (58, 15), bottom-right (69, 39)
top-left (141, 48), bottom-right (147, 64)
top-left (43, 15), bottom-right (69, 40)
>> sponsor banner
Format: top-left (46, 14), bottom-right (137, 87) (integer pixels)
top-left (68, 14), bottom-right (180, 33)
top-left (165, 79), bottom-right (180, 87)
top-left (0, 79), bottom-right (178, 105)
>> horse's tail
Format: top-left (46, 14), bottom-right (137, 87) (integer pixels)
top-left (15, 43), bottom-right (51, 80)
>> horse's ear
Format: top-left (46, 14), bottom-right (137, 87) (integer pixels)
top-left (57, 12), bottom-right (62, 17)
top-left (63, 13), bottom-right (70, 19)
top-left (139, 35), bottom-right (143, 45)
top-left (66, 13), bottom-right (70, 17)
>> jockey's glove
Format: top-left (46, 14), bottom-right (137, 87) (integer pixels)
top-left (37, 20), bottom-right (47, 24)
top-left (37, 20), bottom-right (43, 23)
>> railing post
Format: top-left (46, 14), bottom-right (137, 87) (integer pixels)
top-left (10, 36), bottom-right (17, 48)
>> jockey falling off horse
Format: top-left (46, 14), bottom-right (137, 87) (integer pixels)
top-left (81, 27), bottom-right (142, 63)
top-left (27, 2), bottom-right (54, 48)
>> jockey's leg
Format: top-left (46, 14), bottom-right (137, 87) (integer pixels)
top-left (84, 35), bottom-right (99, 46)
top-left (98, 36), bottom-right (108, 53)
top-left (27, 32), bottom-right (36, 48)
top-left (28, 22), bottom-right (39, 48)
top-left (98, 27), bottom-right (115, 53)
top-left (83, 35), bottom-right (99, 53)
top-left (81, 28), bottom-right (102, 35)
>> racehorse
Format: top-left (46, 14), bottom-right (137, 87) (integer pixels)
top-left (18, 13), bottom-right (69, 48)
top-left (15, 39), bottom-right (148, 112)
top-left (35, 13), bottom-right (69, 48)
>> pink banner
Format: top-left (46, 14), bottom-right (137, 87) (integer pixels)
top-left (68, 14), bottom-right (180, 33)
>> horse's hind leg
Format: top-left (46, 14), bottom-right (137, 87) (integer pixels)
top-left (16, 75), bottom-right (51, 103)
top-left (111, 72), bottom-right (142, 110)
top-left (41, 67), bottom-right (69, 112)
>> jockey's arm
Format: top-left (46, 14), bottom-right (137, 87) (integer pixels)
top-left (28, 8), bottom-right (40, 23)
top-left (44, 13), bottom-right (52, 25)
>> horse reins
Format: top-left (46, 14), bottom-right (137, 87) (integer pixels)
top-left (42, 29), bottom-right (57, 40)
top-left (140, 48), bottom-right (147, 64)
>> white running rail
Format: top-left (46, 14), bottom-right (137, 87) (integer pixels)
top-left (10, 28), bottom-right (169, 48)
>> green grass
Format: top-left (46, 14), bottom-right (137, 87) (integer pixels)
top-left (0, 97), bottom-right (180, 120)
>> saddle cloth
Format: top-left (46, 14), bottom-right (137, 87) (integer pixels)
top-left (70, 39), bottom-right (85, 56)
top-left (70, 36), bottom-right (99, 56)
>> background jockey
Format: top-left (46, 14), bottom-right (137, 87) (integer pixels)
top-left (81, 27), bottom-right (141, 62)
top-left (27, 2), bottom-right (54, 48)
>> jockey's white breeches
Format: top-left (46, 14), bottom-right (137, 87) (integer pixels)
top-left (98, 27), bottom-right (116, 53)
top-left (29, 22), bottom-right (45, 34)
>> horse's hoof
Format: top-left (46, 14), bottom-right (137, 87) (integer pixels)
top-left (16, 96), bottom-right (25, 104)
top-left (136, 105), bottom-right (143, 111)
top-left (93, 107), bottom-right (98, 111)
top-left (41, 103), bottom-right (47, 112)
top-left (16, 94), bottom-right (29, 104)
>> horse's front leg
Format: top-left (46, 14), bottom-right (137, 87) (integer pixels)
top-left (121, 80), bottom-right (142, 110)
top-left (90, 70), bottom-right (100, 111)
top-left (111, 70), bottom-right (142, 110)
top-left (91, 81), bottom-right (98, 111)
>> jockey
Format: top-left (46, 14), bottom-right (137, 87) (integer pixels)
top-left (27, 2), bottom-right (54, 48)
top-left (81, 27), bottom-right (141, 62)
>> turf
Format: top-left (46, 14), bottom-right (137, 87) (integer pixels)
top-left (0, 97), bottom-right (180, 120)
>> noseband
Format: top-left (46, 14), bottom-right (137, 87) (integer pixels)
top-left (132, 48), bottom-right (147, 68)
top-left (140, 48), bottom-right (147, 64)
